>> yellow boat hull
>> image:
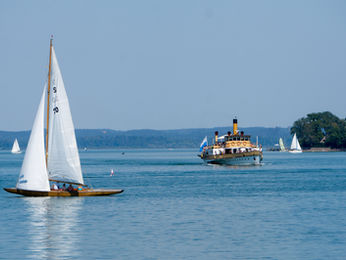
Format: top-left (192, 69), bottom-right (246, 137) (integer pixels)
top-left (3, 188), bottom-right (124, 197)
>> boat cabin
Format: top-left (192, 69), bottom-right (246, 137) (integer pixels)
top-left (224, 134), bottom-right (251, 142)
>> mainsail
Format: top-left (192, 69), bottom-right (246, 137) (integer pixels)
top-left (17, 87), bottom-right (50, 191)
top-left (290, 133), bottom-right (302, 151)
top-left (47, 47), bottom-right (84, 185)
top-left (296, 136), bottom-right (302, 151)
top-left (11, 138), bottom-right (21, 154)
top-left (279, 138), bottom-right (285, 151)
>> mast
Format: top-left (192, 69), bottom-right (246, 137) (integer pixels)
top-left (46, 36), bottom-right (53, 164)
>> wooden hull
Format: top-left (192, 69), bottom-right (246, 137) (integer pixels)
top-left (3, 188), bottom-right (123, 197)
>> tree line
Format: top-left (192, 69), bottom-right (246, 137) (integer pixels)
top-left (291, 111), bottom-right (346, 149)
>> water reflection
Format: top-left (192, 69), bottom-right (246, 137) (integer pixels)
top-left (23, 197), bottom-right (83, 259)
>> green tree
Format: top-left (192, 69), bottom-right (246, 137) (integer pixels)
top-left (291, 112), bottom-right (346, 148)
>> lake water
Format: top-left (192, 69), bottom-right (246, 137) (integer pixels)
top-left (1, 149), bottom-right (346, 259)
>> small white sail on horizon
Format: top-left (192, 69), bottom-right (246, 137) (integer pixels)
top-left (289, 133), bottom-right (302, 153)
top-left (279, 138), bottom-right (286, 152)
top-left (11, 138), bottom-right (21, 154)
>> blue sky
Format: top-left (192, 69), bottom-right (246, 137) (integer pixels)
top-left (1, 0), bottom-right (346, 131)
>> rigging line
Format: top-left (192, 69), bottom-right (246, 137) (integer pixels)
top-left (46, 36), bottom-right (53, 164)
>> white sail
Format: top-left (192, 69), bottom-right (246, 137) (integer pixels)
top-left (11, 138), bottom-right (21, 154)
top-left (17, 87), bottom-right (50, 191)
top-left (279, 138), bottom-right (285, 152)
top-left (296, 137), bottom-right (302, 150)
top-left (290, 134), bottom-right (297, 150)
top-left (47, 47), bottom-right (84, 185)
top-left (290, 133), bottom-right (302, 151)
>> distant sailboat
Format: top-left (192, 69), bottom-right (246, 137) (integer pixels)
top-left (289, 133), bottom-right (302, 153)
top-left (11, 138), bottom-right (21, 154)
top-left (279, 138), bottom-right (286, 152)
top-left (4, 37), bottom-right (123, 196)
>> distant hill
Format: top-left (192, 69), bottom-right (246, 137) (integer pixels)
top-left (0, 127), bottom-right (291, 150)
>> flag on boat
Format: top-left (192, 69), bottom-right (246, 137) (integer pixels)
top-left (200, 136), bottom-right (208, 152)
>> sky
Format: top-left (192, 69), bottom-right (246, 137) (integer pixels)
top-left (1, 0), bottom-right (346, 131)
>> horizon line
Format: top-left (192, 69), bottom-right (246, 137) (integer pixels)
top-left (0, 125), bottom-right (291, 133)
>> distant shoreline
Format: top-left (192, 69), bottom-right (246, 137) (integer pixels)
top-left (0, 127), bottom-right (291, 149)
top-left (303, 147), bottom-right (346, 152)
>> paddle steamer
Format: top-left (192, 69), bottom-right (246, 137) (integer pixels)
top-left (199, 119), bottom-right (263, 165)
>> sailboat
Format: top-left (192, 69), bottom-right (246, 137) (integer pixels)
top-left (11, 138), bottom-right (21, 154)
top-left (4, 38), bottom-right (123, 196)
top-left (279, 138), bottom-right (286, 152)
top-left (289, 133), bottom-right (302, 153)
